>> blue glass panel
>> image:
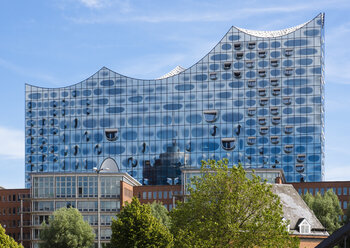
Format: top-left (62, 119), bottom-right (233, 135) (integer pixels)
top-left (297, 126), bottom-right (317, 133)
top-left (258, 61), bottom-right (268, 67)
top-left (157, 129), bottom-right (177, 139)
top-left (83, 119), bottom-right (97, 128)
top-left (258, 42), bottom-right (268, 49)
top-left (128, 96), bottom-right (143, 103)
top-left (71, 90), bottom-right (80, 97)
top-left (61, 91), bottom-right (69, 97)
top-left (286, 117), bottom-right (308, 124)
top-left (104, 145), bottom-right (125, 155)
top-left (214, 83), bottom-right (225, 89)
top-left (234, 100), bottom-right (243, 107)
top-left (211, 54), bottom-right (229, 61)
top-left (297, 136), bottom-right (313, 143)
top-left (283, 60), bottom-right (293, 67)
top-left (86, 81), bottom-right (97, 87)
top-left (271, 69), bottom-right (280, 76)
top-left (144, 116), bottom-right (160, 125)
top-left (311, 67), bottom-right (321, 74)
top-left (217, 92), bottom-right (232, 99)
top-left (128, 116), bottom-right (143, 126)
top-left (228, 81), bottom-right (243, 88)
top-left (283, 88), bottom-right (293, 95)
top-left (94, 89), bottom-right (103, 95)
top-left (246, 119), bottom-right (256, 126)
top-left (246, 52), bottom-right (255, 59)
top-left (246, 71), bottom-right (256, 78)
top-left (106, 107), bottom-right (124, 114)
top-left (192, 127), bottom-right (206, 137)
top-left (156, 86), bottom-right (167, 92)
top-left (200, 142), bottom-right (219, 151)
top-left (298, 107), bottom-right (313, 114)
top-left (298, 87), bottom-right (313, 94)
top-left (28, 93), bottom-right (41, 99)
top-left (222, 43), bottom-right (231, 50)
top-left (283, 137), bottom-right (293, 144)
top-left (284, 79), bottom-right (308, 87)
top-left (222, 112), bottom-right (243, 123)
top-left (308, 155), bottom-right (320, 162)
top-left (246, 148), bottom-right (255, 155)
top-left (271, 41), bottom-right (281, 48)
top-left (229, 35), bottom-right (240, 41)
top-left (271, 147), bottom-right (281, 154)
top-left (283, 108), bottom-right (293, 114)
top-left (233, 62), bottom-right (244, 69)
top-left (271, 99), bottom-right (280, 105)
top-left (163, 116), bottom-right (172, 125)
top-left (82, 90), bottom-right (91, 96)
top-left (283, 156), bottom-right (293, 162)
top-left (246, 129), bottom-right (256, 135)
top-left (122, 131), bottom-right (137, 140)
top-left (258, 137), bottom-right (268, 144)
top-left (94, 133), bottom-right (103, 142)
top-left (298, 58), bottom-right (313, 65)
top-left (222, 73), bottom-right (231, 80)
top-left (258, 80), bottom-right (268, 87)
top-left (142, 87), bottom-right (154, 94)
top-left (299, 48), bottom-right (317, 55)
top-left (246, 100), bottom-right (256, 106)
top-left (304, 29), bottom-right (320, 36)
top-left (284, 39), bottom-right (308, 46)
top-left (295, 68), bottom-right (306, 75)
top-left (270, 51), bottom-right (280, 58)
top-left (270, 127), bottom-right (281, 134)
top-left (193, 74), bottom-right (207, 81)
top-left (295, 146), bottom-right (306, 153)
top-left (95, 98), bottom-right (108, 105)
top-left (209, 64), bottom-right (219, 71)
top-left (175, 84), bottom-right (194, 91)
top-left (258, 109), bottom-right (268, 115)
top-left (163, 103), bottom-right (182, 111)
top-left (100, 80), bottom-right (114, 87)
top-left (107, 88), bottom-right (124, 95)
top-left (186, 114), bottom-right (202, 124)
top-left (295, 97), bottom-right (305, 104)
top-left (246, 91), bottom-right (255, 97)
top-left (145, 96), bottom-right (161, 102)
top-left (115, 79), bottom-right (126, 84)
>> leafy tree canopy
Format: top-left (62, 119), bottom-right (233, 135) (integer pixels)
top-left (40, 207), bottom-right (95, 248)
top-left (303, 190), bottom-right (343, 234)
top-left (170, 159), bottom-right (299, 248)
top-left (0, 224), bottom-right (23, 248)
top-left (110, 197), bottom-right (173, 248)
top-left (149, 201), bottom-right (171, 229)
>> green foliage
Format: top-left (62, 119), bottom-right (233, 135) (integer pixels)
top-left (170, 159), bottom-right (299, 248)
top-left (149, 201), bottom-right (171, 229)
top-left (110, 197), bottom-right (173, 248)
top-left (303, 190), bottom-right (343, 234)
top-left (39, 207), bottom-right (95, 248)
top-left (0, 224), bottom-right (23, 248)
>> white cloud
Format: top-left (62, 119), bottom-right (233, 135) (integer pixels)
top-left (0, 127), bottom-right (24, 159)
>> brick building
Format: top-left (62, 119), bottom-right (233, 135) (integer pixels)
top-left (0, 188), bottom-right (31, 248)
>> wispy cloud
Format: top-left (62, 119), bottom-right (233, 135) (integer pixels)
top-left (0, 127), bottom-right (24, 159)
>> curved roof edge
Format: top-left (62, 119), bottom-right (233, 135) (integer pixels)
top-left (234, 13), bottom-right (324, 38)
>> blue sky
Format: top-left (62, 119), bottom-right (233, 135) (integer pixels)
top-left (0, 0), bottom-right (350, 188)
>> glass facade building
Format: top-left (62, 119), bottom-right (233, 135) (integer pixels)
top-left (25, 13), bottom-right (325, 186)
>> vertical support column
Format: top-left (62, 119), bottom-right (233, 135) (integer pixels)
top-left (97, 173), bottom-right (101, 248)
top-left (20, 197), bottom-right (23, 245)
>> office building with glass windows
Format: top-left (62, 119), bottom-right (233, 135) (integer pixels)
top-left (25, 13), bottom-right (325, 186)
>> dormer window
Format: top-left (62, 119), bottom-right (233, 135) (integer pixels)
top-left (260, 98), bottom-right (268, 106)
top-left (272, 88), bottom-right (281, 96)
top-left (270, 79), bottom-right (279, 86)
top-left (221, 138), bottom-right (236, 151)
top-left (247, 137), bottom-right (256, 145)
top-left (298, 219), bottom-right (311, 234)
top-left (285, 49), bottom-right (294, 57)
top-left (247, 42), bottom-right (256, 49)
top-left (234, 43), bottom-right (242, 50)
top-left (258, 70), bottom-right (266, 77)
top-left (203, 110), bottom-right (218, 123)
top-left (223, 62), bottom-right (231, 70)
top-left (210, 73), bottom-right (217, 80)
top-left (258, 89), bottom-right (266, 97)
top-left (284, 145), bottom-right (293, 154)
top-left (283, 97), bottom-right (292, 105)
top-left (270, 136), bottom-right (279, 144)
top-left (247, 108), bottom-right (256, 116)
top-left (234, 71), bottom-right (242, 78)
top-left (284, 126), bottom-right (293, 134)
top-left (260, 127), bottom-right (268, 135)
top-left (270, 107), bottom-right (279, 115)
top-left (247, 80), bottom-right (256, 88)
top-left (246, 61), bottom-right (254, 68)
top-left (258, 51), bottom-right (266, 58)
top-left (258, 118), bottom-right (266, 126)
top-left (272, 117), bottom-right (281, 125)
top-left (235, 52), bottom-right (243, 60)
top-left (284, 68), bottom-right (293, 76)
top-left (105, 129), bottom-right (119, 141)
top-left (297, 154), bottom-right (306, 163)
top-left (296, 164), bottom-right (305, 173)
top-left (270, 60), bottom-right (279, 67)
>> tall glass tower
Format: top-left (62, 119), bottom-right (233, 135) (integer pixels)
top-left (25, 13), bottom-right (325, 187)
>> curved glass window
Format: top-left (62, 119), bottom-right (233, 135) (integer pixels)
top-left (296, 164), bottom-right (305, 173)
top-left (258, 51), bottom-right (267, 58)
top-left (284, 145), bottom-right (294, 154)
top-left (105, 129), bottom-right (118, 141)
top-left (260, 127), bottom-right (268, 135)
top-left (284, 126), bottom-right (293, 134)
top-left (283, 97), bottom-right (292, 105)
top-left (297, 154), bottom-right (306, 163)
top-left (247, 137), bottom-right (256, 145)
top-left (247, 108), bottom-right (256, 116)
top-left (271, 136), bottom-right (279, 144)
top-left (223, 62), bottom-right (231, 70)
top-left (203, 110), bottom-right (218, 123)
top-left (272, 117), bottom-right (281, 125)
top-left (234, 43), bottom-right (242, 50)
top-left (270, 107), bottom-right (279, 115)
top-left (259, 98), bottom-right (268, 106)
top-left (247, 80), bottom-right (256, 88)
top-left (221, 138), bottom-right (236, 151)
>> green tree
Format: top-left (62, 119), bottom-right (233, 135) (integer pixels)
top-left (40, 207), bottom-right (95, 248)
top-left (0, 224), bottom-right (23, 248)
top-left (303, 190), bottom-right (342, 234)
top-left (170, 159), bottom-right (299, 248)
top-left (110, 197), bottom-right (173, 248)
top-left (149, 201), bottom-right (171, 229)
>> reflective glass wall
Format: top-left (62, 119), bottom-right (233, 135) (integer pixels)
top-left (25, 14), bottom-right (325, 187)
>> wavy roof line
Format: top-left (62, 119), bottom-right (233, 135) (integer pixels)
top-left (235, 21), bottom-right (309, 38)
